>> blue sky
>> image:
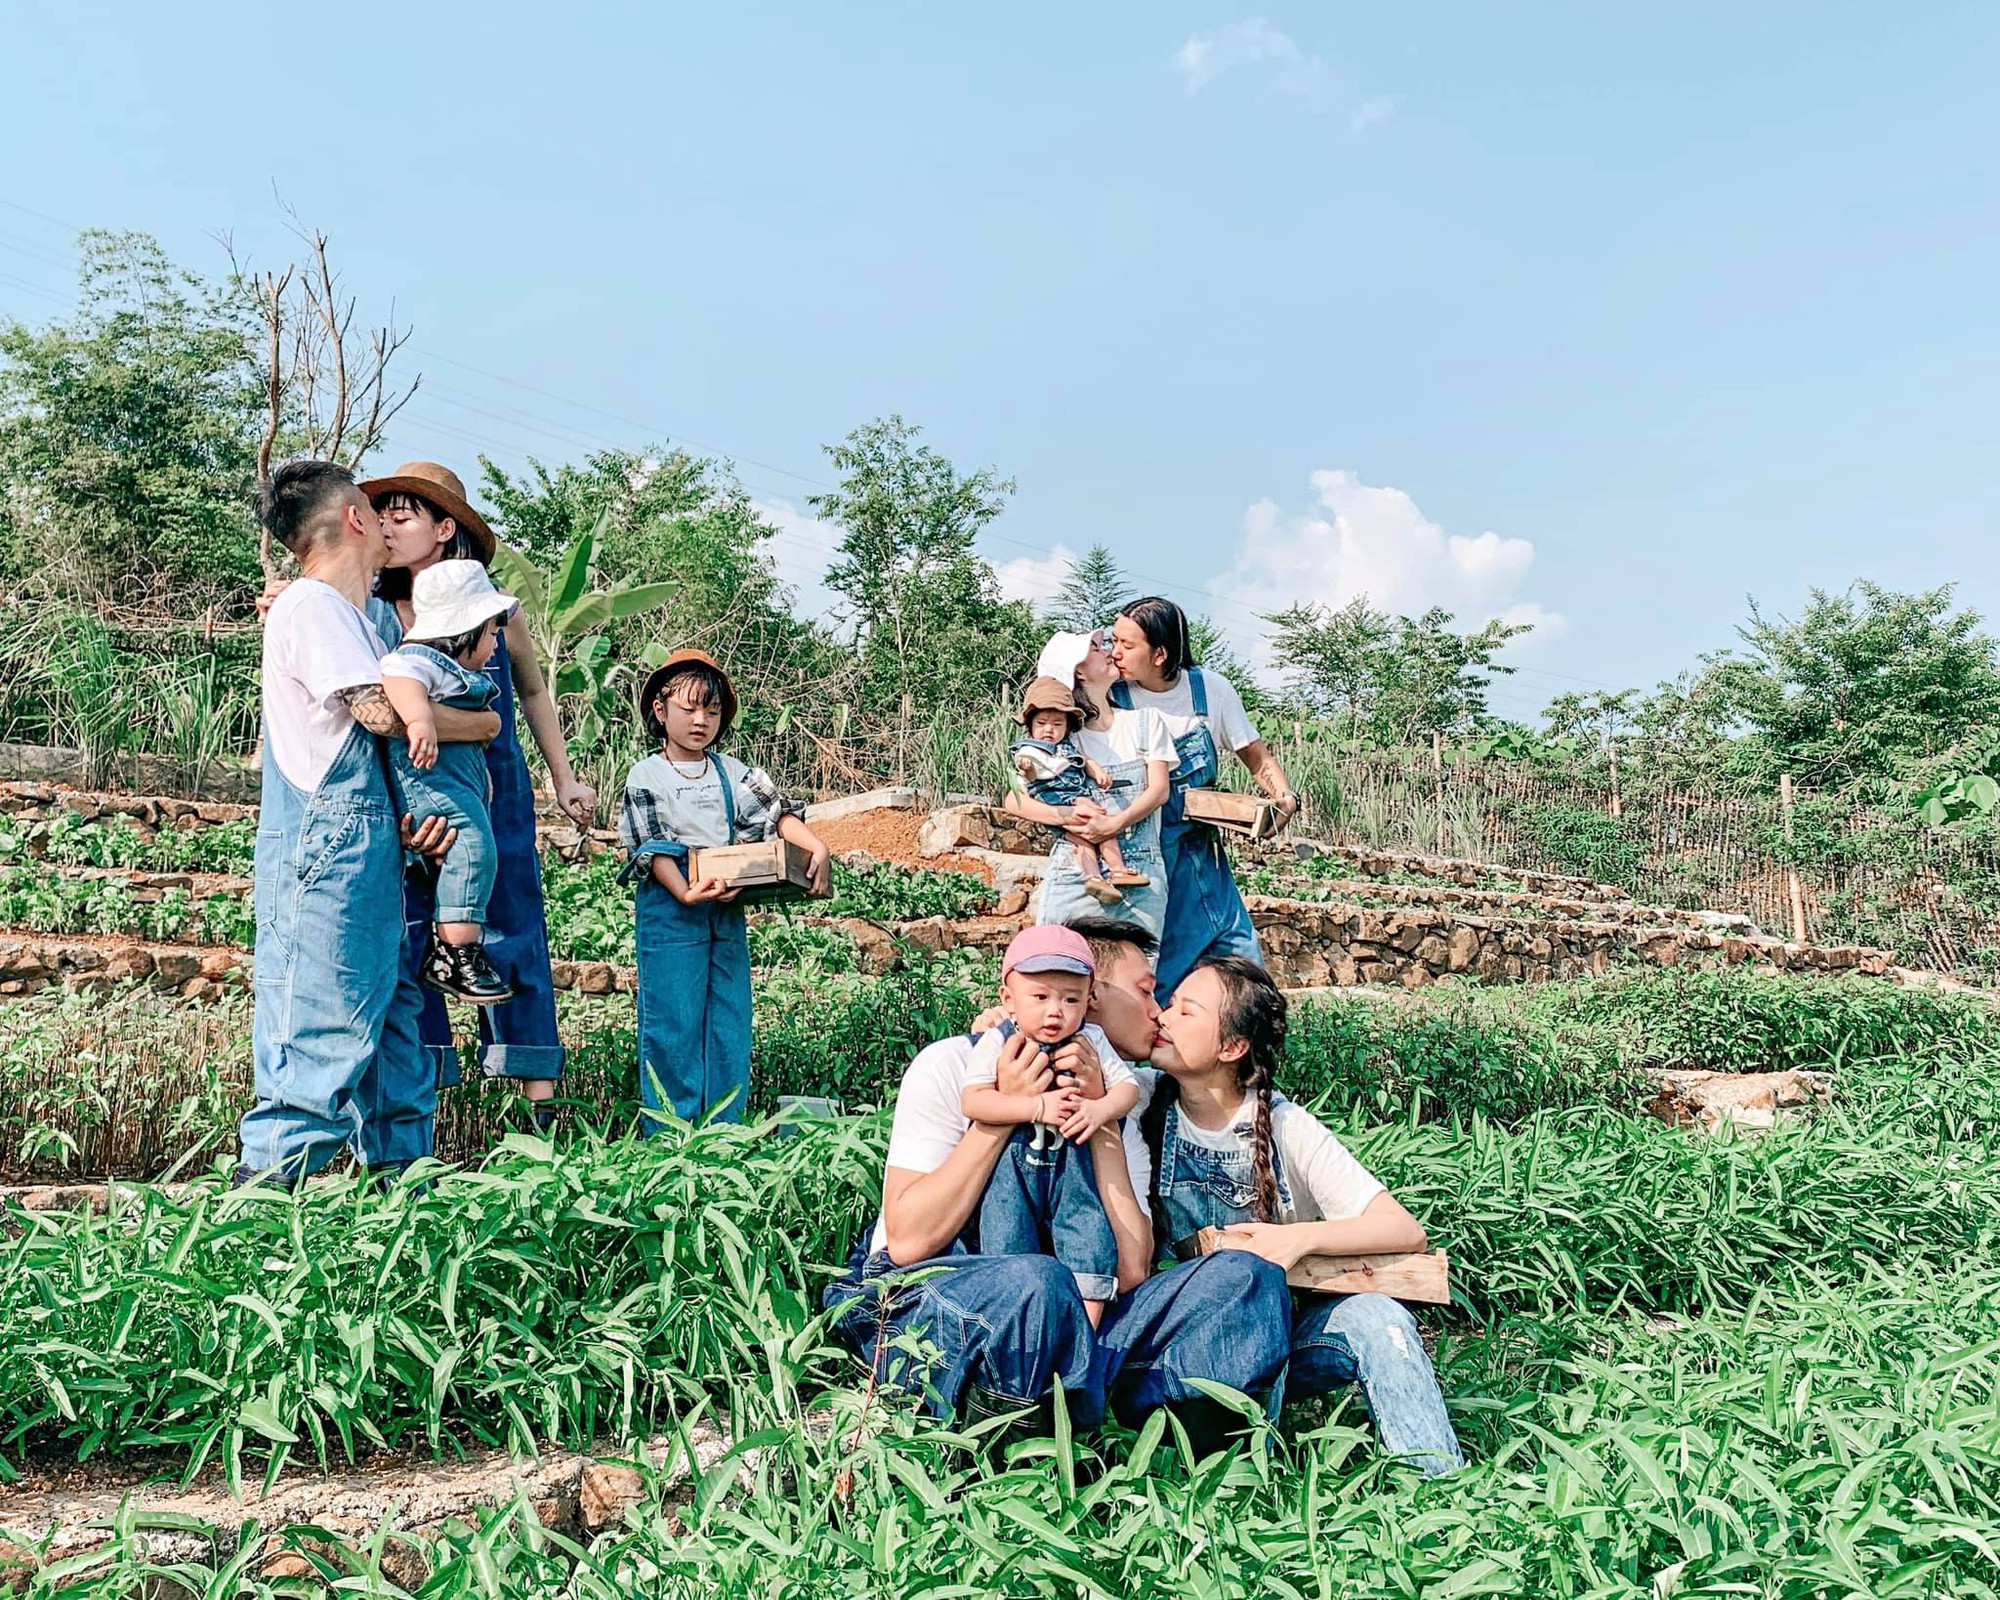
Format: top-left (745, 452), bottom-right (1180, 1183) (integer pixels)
top-left (3, 2), bottom-right (1996, 721)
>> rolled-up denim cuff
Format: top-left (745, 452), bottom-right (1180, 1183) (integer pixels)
top-left (429, 1043), bottom-right (462, 1091)
top-left (1073, 1271), bottom-right (1117, 1302)
top-left (481, 1042), bottom-right (565, 1082)
top-left (433, 903), bottom-right (486, 924)
top-left (618, 839), bottom-right (687, 887)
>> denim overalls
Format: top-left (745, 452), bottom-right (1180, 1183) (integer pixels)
top-left (619, 758), bottom-right (754, 1127)
top-left (1037, 736), bottom-right (1167, 943)
top-left (371, 606), bottom-right (566, 1090)
top-left (384, 644), bottom-right (500, 925)
top-left (1146, 1093), bottom-right (1463, 1475)
top-left (1109, 668), bottom-right (1261, 996)
top-left (239, 715), bottom-right (407, 1178)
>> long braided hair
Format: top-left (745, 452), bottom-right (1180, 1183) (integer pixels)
top-left (1140, 956), bottom-right (1290, 1258)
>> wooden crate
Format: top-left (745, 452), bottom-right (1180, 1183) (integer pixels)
top-left (1181, 788), bottom-right (1282, 840)
top-left (685, 838), bottom-right (823, 903)
top-left (1189, 1227), bottom-right (1452, 1304)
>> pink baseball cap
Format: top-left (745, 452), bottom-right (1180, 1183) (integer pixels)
top-left (1003, 924), bottom-right (1095, 979)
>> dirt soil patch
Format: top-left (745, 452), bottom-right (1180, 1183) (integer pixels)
top-left (812, 808), bottom-right (994, 882)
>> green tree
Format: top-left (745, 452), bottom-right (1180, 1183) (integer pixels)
top-left (811, 416), bottom-right (1035, 763)
top-left (1267, 599), bottom-right (1529, 745)
top-left (0, 231), bottom-right (262, 607)
top-left (1702, 582), bottom-right (2000, 788)
top-left (1042, 543), bottom-right (1131, 633)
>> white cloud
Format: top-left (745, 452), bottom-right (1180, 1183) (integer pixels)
top-left (752, 496), bottom-right (846, 623)
top-left (1210, 469), bottom-right (1565, 676)
top-left (992, 543), bottom-right (1077, 608)
top-left (1175, 19), bottom-right (1316, 96)
top-left (1349, 94), bottom-right (1395, 132)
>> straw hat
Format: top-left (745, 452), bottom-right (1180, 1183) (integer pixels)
top-left (639, 649), bottom-right (740, 738)
top-left (359, 460), bottom-right (496, 563)
top-left (403, 560), bottom-right (519, 644)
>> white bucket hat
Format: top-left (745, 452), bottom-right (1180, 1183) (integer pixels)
top-left (404, 559), bottom-right (519, 644)
top-left (1037, 630), bottom-right (1096, 686)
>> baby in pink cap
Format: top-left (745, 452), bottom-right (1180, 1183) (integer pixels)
top-left (958, 925), bottom-right (1142, 1322)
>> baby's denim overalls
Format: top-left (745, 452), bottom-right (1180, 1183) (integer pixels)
top-left (239, 714), bottom-right (407, 1178)
top-left (1147, 1095), bottom-right (1463, 1475)
top-left (620, 758), bottom-right (754, 1127)
top-left (384, 643), bottom-right (500, 925)
top-left (1037, 733), bottom-right (1167, 943)
top-left (1109, 668), bottom-right (1261, 996)
top-left (973, 1023), bottom-right (1118, 1302)
top-left (371, 605), bottom-right (566, 1092)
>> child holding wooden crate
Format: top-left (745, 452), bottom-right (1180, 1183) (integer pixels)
top-left (617, 650), bottom-right (829, 1128)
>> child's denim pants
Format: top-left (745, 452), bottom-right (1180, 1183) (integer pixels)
top-left (977, 1125), bottom-right (1119, 1302)
top-left (390, 742), bottom-right (496, 924)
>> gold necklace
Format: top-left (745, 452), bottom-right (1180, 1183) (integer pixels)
top-left (665, 752), bottom-right (711, 780)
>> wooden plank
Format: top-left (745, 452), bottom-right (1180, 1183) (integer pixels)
top-left (1189, 1227), bottom-right (1453, 1304)
top-left (685, 839), bottom-right (823, 903)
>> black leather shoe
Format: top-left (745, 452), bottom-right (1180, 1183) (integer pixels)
top-left (421, 939), bottom-right (515, 1005)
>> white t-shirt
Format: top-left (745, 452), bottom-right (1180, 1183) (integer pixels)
top-left (961, 1021), bottom-right (1135, 1091)
top-left (1074, 707), bottom-right (1176, 772)
top-left (870, 1033), bottom-right (979, 1252)
top-left (1120, 1070), bottom-right (1384, 1225)
top-left (380, 646), bottom-right (464, 701)
top-left (262, 579), bottom-right (386, 793)
top-left (1116, 668), bottom-right (1260, 755)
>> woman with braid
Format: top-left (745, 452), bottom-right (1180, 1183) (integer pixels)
top-left (1121, 957), bottom-right (1463, 1475)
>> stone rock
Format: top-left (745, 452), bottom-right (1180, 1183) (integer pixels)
top-left (1444, 925), bottom-right (1480, 971)
top-left (197, 951), bottom-right (240, 979)
top-left (549, 960), bottom-right (576, 990)
top-left (576, 963), bottom-right (615, 995)
top-left (1413, 934), bottom-right (1449, 966)
top-left (838, 849), bottom-right (879, 872)
top-left (153, 951), bottom-right (201, 983)
top-left (1646, 1069), bottom-right (1832, 1134)
top-left (102, 947), bottom-right (154, 982)
top-left (994, 888), bottom-right (1030, 918)
top-left (964, 849), bottom-right (1050, 895)
top-left (918, 805), bottom-right (990, 855)
top-left (0, 940), bottom-right (46, 982)
top-left (898, 916), bottom-right (954, 952)
top-left (579, 1463), bottom-right (646, 1532)
top-left (834, 918), bottom-right (900, 973)
top-left (803, 787), bottom-right (919, 825)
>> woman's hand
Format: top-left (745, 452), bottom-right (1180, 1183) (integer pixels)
top-left (254, 578), bottom-right (290, 627)
top-left (1212, 1222), bottom-right (1313, 1271)
top-left (400, 814), bottom-right (457, 861)
top-left (554, 777), bottom-right (597, 827)
top-left (1067, 808), bottom-right (1125, 846)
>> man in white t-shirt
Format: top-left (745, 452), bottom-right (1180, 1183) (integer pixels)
top-left (824, 916), bottom-right (1294, 1441)
top-left (237, 461), bottom-right (482, 1187)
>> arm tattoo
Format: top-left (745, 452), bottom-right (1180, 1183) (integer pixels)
top-left (338, 684), bottom-right (407, 738)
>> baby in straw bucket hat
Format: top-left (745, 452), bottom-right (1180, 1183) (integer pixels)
top-left (379, 560), bottom-right (521, 1005)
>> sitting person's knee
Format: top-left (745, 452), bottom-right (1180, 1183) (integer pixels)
top-left (1199, 1247), bottom-right (1291, 1308)
top-left (1342, 1291), bottom-right (1424, 1352)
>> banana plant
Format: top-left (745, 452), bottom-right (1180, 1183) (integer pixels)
top-left (491, 511), bottom-right (679, 753)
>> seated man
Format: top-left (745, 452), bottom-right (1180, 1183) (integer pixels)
top-left (824, 918), bottom-right (1294, 1440)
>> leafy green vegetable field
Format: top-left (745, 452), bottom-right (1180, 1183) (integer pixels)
top-left (0, 966), bottom-right (1994, 1595)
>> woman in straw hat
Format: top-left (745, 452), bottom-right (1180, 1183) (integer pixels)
top-left (360, 460), bottom-right (595, 1124)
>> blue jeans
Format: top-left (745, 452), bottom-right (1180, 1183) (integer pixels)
top-left (824, 1241), bottom-right (1291, 1427)
top-left (240, 722), bottom-right (417, 1178)
top-left (978, 1126), bottom-right (1118, 1302)
top-left (1286, 1292), bottom-right (1463, 1476)
top-left (390, 745), bottom-right (495, 925)
top-left (635, 875), bottom-right (752, 1126)
top-left (1155, 817), bottom-right (1262, 1000)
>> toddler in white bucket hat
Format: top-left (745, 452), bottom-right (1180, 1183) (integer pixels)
top-left (379, 560), bottom-right (520, 1005)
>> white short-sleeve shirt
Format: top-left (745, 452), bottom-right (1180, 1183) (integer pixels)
top-left (380, 647), bottom-right (462, 700)
top-left (1117, 668), bottom-right (1259, 755)
top-left (1074, 707), bottom-right (1176, 771)
top-left (261, 578), bottom-right (386, 793)
top-left (1120, 1070), bottom-right (1384, 1225)
top-left (870, 1033), bottom-right (979, 1252)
